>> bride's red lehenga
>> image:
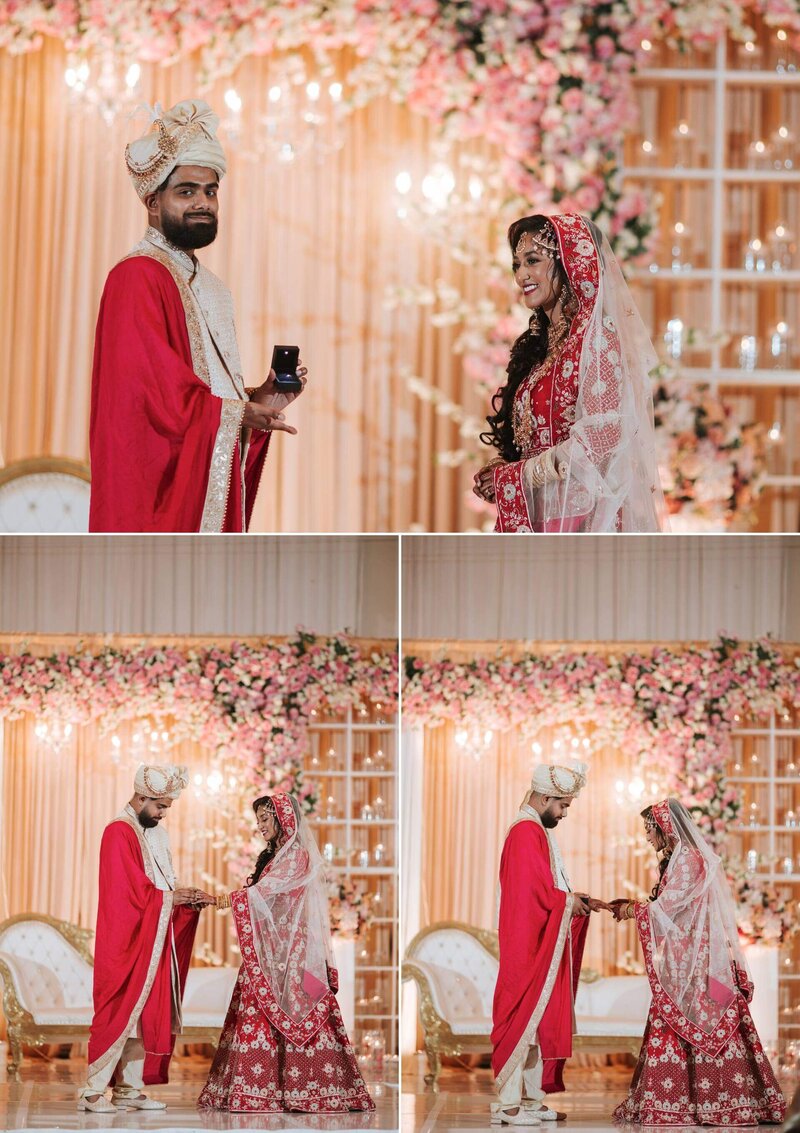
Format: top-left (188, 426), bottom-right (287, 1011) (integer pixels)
top-left (198, 794), bottom-right (374, 1114)
top-left (614, 800), bottom-right (786, 1127)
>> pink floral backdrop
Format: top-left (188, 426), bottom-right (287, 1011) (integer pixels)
top-left (404, 636), bottom-right (800, 841)
top-left (5, 0), bottom-right (797, 259)
top-left (0, 631), bottom-right (397, 868)
top-left (405, 636), bottom-right (800, 941)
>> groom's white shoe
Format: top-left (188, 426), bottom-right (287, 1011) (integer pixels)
top-left (493, 1107), bottom-right (542, 1126)
top-left (112, 1091), bottom-right (167, 1110)
top-left (77, 1093), bottom-right (118, 1113)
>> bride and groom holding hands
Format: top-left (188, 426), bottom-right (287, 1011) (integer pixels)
top-left (78, 763), bottom-right (373, 1115)
top-left (491, 759), bottom-right (786, 1127)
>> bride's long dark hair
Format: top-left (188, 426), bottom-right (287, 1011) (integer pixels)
top-left (640, 804), bottom-right (673, 901)
top-left (248, 795), bottom-right (279, 887)
top-left (479, 215), bottom-right (573, 461)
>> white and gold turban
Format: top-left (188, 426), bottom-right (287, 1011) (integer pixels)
top-left (125, 99), bottom-right (227, 200)
top-left (530, 759), bottom-right (588, 798)
top-left (134, 763), bottom-right (189, 800)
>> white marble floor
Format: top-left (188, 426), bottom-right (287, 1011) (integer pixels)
top-left (0, 1054), bottom-right (399, 1133)
top-left (401, 1055), bottom-right (797, 1133)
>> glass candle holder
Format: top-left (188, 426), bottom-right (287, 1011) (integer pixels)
top-left (739, 335), bottom-right (759, 371)
top-left (743, 238), bottom-right (767, 272)
top-left (664, 318), bottom-right (685, 361)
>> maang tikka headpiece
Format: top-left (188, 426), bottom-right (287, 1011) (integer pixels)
top-left (643, 812), bottom-right (658, 834)
top-left (516, 226), bottom-right (559, 260)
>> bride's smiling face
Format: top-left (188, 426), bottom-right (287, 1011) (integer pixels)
top-left (512, 235), bottom-right (563, 312)
top-left (256, 805), bottom-right (279, 844)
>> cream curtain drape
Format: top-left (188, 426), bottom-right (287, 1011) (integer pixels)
top-left (0, 713), bottom-right (251, 966)
top-left (0, 535), bottom-right (398, 636)
top-left (402, 534), bottom-right (796, 641)
top-left (419, 723), bottom-right (650, 974)
top-left (0, 40), bottom-right (493, 533)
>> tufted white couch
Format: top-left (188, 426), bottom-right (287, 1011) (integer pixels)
top-left (403, 922), bottom-right (649, 1090)
top-left (0, 914), bottom-right (239, 1073)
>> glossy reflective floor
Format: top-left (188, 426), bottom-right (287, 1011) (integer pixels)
top-left (400, 1055), bottom-right (796, 1133)
top-left (0, 1054), bottom-right (399, 1132)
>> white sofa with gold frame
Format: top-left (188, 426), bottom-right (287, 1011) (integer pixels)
top-left (0, 457), bottom-right (91, 533)
top-left (0, 913), bottom-right (237, 1073)
top-left (403, 921), bottom-right (649, 1090)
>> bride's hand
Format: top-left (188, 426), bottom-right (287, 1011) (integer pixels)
top-left (473, 462), bottom-right (502, 503)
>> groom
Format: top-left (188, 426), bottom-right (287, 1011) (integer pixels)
top-left (79, 764), bottom-right (214, 1113)
top-left (491, 759), bottom-right (606, 1127)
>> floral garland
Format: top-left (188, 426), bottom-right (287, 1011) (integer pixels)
top-left (404, 637), bottom-right (800, 841)
top-left (3, 1), bottom-right (798, 261)
top-left (652, 367), bottom-right (767, 531)
top-left (726, 858), bottom-right (799, 946)
top-left (0, 630), bottom-right (397, 802)
top-left (327, 876), bottom-right (375, 940)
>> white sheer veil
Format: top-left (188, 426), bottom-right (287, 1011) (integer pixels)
top-left (525, 216), bottom-right (668, 532)
top-left (246, 793), bottom-right (334, 1026)
top-left (645, 798), bottom-right (749, 1042)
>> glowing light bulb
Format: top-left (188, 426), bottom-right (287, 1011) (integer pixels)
top-left (395, 171), bottom-right (412, 195)
top-left (224, 88), bottom-right (242, 113)
top-left (125, 63), bottom-right (140, 89)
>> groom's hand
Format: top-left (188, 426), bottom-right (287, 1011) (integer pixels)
top-left (572, 896), bottom-right (591, 917)
top-left (253, 362), bottom-right (309, 411)
top-left (242, 402), bottom-right (298, 434)
top-left (174, 888), bottom-right (216, 907)
top-left (586, 897), bottom-right (614, 912)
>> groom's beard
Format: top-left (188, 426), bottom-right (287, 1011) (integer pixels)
top-left (540, 809), bottom-right (560, 829)
top-left (137, 811), bottom-right (159, 829)
top-left (162, 211), bottom-right (218, 249)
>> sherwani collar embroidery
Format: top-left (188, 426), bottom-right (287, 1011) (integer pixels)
top-left (144, 226), bottom-right (197, 280)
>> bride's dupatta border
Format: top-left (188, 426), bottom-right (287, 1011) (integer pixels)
top-left (495, 809), bottom-right (575, 1092)
top-left (231, 889), bottom-right (335, 1047)
top-left (635, 903), bottom-right (740, 1057)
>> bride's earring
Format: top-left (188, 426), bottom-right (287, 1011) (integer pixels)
top-left (529, 308), bottom-right (543, 335)
top-left (266, 839), bottom-right (274, 854)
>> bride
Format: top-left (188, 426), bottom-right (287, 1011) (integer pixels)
top-left (474, 212), bottom-right (667, 533)
top-left (198, 793), bottom-right (374, 1113)
top-left (611, 798), bottom-right (786, 1126)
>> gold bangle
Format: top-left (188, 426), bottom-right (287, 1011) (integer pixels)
top-left (216, 893), bottom-right (232, 910)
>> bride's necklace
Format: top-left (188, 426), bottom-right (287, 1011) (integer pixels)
top-left (512, 321), bottom-right (569, 454)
